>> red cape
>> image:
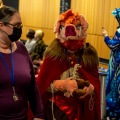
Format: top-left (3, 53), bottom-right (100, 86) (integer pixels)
top-left (37, 55), bottom-right (101, 120)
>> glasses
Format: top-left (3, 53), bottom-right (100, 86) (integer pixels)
top-left (4, 22), bottom-right (23, 29)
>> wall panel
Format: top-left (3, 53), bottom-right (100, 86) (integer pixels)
top-left (19, 0), bottom-right (60, 44)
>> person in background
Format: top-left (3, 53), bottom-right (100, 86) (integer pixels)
top-left (0, 5), bottom-right (44, 120)
top-left (30, 29), bottom-right (47, 75)
top-left (25, 29), bottom-right (36, 54)
top-left (102, 8), bottom-right (120, 120)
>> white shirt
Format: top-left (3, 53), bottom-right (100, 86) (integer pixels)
top-left (25, 38), bottom-right (36, 54)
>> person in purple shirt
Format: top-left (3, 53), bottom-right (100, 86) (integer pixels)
top-left (0, 5), bottom-right (44, 120)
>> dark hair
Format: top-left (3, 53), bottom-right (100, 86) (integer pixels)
top-left (0, 5), bottom-right (18, 23)
top-left (26, 29), bottom-right (35, 39)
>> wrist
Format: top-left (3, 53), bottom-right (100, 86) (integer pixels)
top-left (117, 27), bottom-right (120, 33)
top-left (104, 34), bottom-right (108, 37)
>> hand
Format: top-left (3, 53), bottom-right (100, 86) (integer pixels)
top-left (79, 83), bottom-right (94, 99)
top-left (33, 59), bottom-right (43, 66)
top-left (33, 118), bottom-right (45, 120)
top-left (102, 28), bottom-right (108, 37)
top-left (33, 60), bottom-right (40, 64)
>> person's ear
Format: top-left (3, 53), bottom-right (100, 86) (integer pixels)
top-left (0, 22), bottom-right (4, 28)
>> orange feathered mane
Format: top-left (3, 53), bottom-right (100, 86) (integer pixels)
top-left (54, 9), bottom-right (88, 41)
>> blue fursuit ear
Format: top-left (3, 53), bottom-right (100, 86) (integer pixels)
top-left (112, 8), bottom-right (120, 28)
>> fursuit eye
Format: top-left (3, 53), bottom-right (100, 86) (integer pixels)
top-left (76, 24), bottom-right (81, 30)
top-left (60, 25), bottom-right (65, 30)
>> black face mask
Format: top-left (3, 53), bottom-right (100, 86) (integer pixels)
top-left (8, 27), bottom-right (22, 42)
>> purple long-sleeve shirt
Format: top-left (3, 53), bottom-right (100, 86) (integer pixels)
top-left (0, 41), bottom-right (44, 120)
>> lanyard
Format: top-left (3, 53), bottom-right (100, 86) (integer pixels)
top-left (0, 44), bottom-right (14, 86)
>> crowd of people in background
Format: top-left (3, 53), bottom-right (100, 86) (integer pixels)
top-left (25, 29), bottom-right (47, 75)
